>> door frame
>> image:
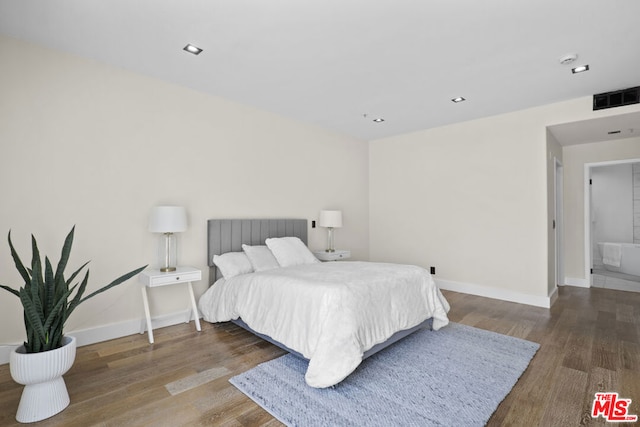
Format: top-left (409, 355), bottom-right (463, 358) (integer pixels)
top-left (554, 158), bottom-right (564, 286)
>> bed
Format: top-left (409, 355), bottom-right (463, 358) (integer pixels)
top-left (199, 218), bottom-right (450, 388)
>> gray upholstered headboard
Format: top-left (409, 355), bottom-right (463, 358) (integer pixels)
top-left (207, 218), bottom-right (308, 284)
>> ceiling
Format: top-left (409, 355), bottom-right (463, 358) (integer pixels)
top-left (1, 0), bottom-right (640, 142)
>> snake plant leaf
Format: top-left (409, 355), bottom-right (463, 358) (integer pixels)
top-left (54, 226), bottom-right (74, 284)
top-left (49, 296), bottom-right (66, 345)
top-left (66, 261), bottom-right (90, 287)
top-left (19, 288), bottom-right (47, 344)
top-left (7, 231), bottom-right (30, 285)
top-left (30, 235), bottom-right (44, 289)
top-left (45, 257), bottom-right (55, 314)
top-left (29, 235), bottom-right (46, 320)
top-left (24, 319), bottom-right (37, 353)
top-left (79, 265), bottom-right (147, 304)
top-left (29, 260), bottom-right (45, 325)
top-left (0, 284), bottom-right (19, 298)
top-left (42, 288), bottom-right (72, 336)
top-left (66, 270), bottom-right (90, 319)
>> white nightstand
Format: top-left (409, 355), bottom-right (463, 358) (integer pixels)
top-left (139, 266), bottom-right (202, 344)
top-left (314, 250), bottom-right (351, 262)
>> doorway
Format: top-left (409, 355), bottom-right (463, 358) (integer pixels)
top-left (585, 159), bottom-right (640, 292)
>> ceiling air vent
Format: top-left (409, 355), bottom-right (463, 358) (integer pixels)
top-left (593, 86), bottom-right (639, 110)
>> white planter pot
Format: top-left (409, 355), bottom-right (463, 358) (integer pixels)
top-left (10, 336), bottom-right (77, 423)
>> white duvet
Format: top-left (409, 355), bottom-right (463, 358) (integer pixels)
top-left (198, 261), bottom-right (450, 388)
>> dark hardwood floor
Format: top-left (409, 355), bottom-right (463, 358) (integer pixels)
top-left (1, 286), bottom-right (639, 426)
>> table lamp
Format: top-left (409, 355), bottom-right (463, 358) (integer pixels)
top-left (148, 206), bottom-right (188, 272)
top-left (319, 210), bottom-right (342, 252)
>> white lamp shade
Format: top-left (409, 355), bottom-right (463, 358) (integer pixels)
top-left (148, 206), bottom-right (188, 233)
top-left (319, 210), bottom-right (342, 228)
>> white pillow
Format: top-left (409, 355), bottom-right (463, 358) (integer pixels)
top-left (213, 252), bottom-right (253, 279)
top-left (265, 237), bottom-right (320, 267)
top-left (242, 244), bottom-right (280, 272)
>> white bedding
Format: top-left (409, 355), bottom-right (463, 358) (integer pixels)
top-left (198, 261), bottom-right (450, 388)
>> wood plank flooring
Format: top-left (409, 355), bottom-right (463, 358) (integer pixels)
top-left (1, 285), bottom-right (639, 426)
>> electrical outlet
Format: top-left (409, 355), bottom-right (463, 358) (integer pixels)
top-left (430, 266), bottom-right (436, 275)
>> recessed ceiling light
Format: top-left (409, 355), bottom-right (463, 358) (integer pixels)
top-left (183, 44), bottom-right (203, 55)
top-left (451, 97), bottom-right (466, 103)
top-left (571, 65), bottom-right (589, 74)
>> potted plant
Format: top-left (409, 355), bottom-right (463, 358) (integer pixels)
top-left (0, 226), bottom-right (146, 423)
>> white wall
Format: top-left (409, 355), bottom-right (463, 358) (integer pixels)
top-left (370, 106), bottom-right (549, 305)
top-left (370, 97), bottom-right (640, 307)
top-left (0, 36), bottom-right (369, 355)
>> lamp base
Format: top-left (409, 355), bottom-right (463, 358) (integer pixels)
top-left (158, 232), bottom-right (177, 273)
top-left (325, 227), bottom-right (336, 253)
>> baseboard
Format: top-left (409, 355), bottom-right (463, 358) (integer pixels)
top-left (564, 277), bottom-right (590, 288)
top-left (548, 286), bottom-right (559, 307)
top-left (0, 309), bottom-right (198, 365)
top-left (436, 278), bottom-right (552, 308)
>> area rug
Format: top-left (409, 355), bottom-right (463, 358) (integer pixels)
top-left (229, 322), bottom-right (539, 427)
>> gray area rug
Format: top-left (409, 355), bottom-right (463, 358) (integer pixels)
top-left (230, 322), bottom-right (539, 427)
